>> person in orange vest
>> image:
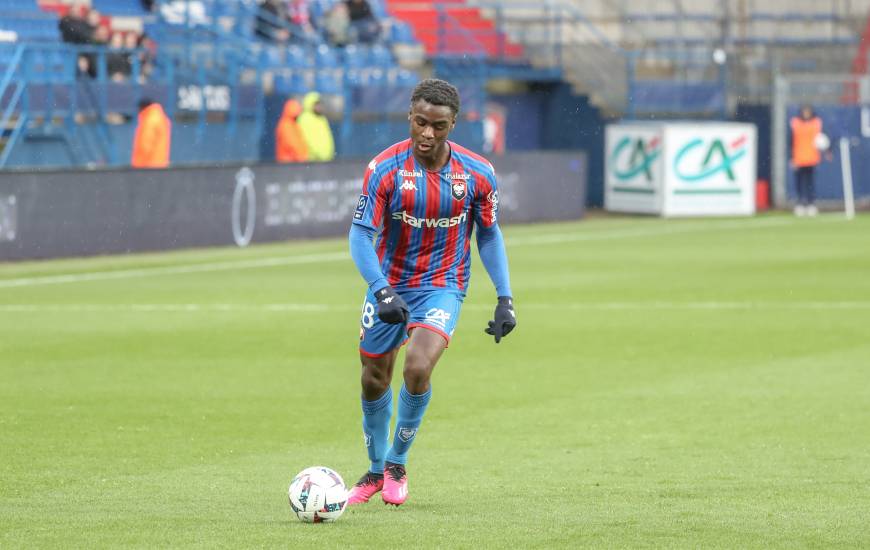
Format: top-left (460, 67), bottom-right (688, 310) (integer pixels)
top-left (131, 98), bottom-right (171, 168)
top-left (789, 105), bottom-right (826, 217)
top-left (275, 98), bottom-right (309, 163)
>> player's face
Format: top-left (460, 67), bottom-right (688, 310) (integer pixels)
top-left (409, 100), bottom-right (455, 165)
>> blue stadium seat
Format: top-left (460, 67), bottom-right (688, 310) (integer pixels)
top-left (390, 22), bottom-right (416, 44)
top-left (262, 45), bottom-right (285, 67)
top-left (368, 44), bottom-right (393, 68)
top-left (287, 44), bottom-right (314, 69)
top-left (315, 69), bottom-right (341, 94)
top-left (342, 44), bottom-right (368, 69)
top-left (275, 71), bottom-right (308, 95)
top-left (315, 43), bottom-right (339, 68)
top-left (91, 0), bottom-right (148, 17)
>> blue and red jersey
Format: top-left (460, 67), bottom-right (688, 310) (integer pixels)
top-left (352, 139), bottom-right (500, 293)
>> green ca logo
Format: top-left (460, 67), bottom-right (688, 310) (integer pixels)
top-left (610, 136), bottom-right (661, 182)
top-left (674, 135), bottom-right (747, 182)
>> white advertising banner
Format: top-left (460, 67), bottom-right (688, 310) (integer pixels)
top-left (662, 123), bottom-right (757, 217)
top-left (605, 121), bottom-right (757, 217)
top-left (605, 124), bottom-right (663, 214)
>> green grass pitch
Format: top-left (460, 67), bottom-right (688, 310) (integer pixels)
top-left (1, 214), bottom-right (869, 548)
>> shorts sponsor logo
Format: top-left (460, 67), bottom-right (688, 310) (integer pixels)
top-left (399, 169), bottom-right (423, 178)
top-left (451, 180), bottom-right (467, 201)
top-left (354, 194), bottom-right (368, 220)
top-left (397, 427), bottom-right (417, 442)
top-left (400, 179), bottom-right (417, 191)
top-left (392, 210), bottom-right (467, 228)
top-left (425, 308), bottom-right (451, 329)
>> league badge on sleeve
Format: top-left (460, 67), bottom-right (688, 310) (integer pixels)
top-left (353, 194), bottom-right (369, 220)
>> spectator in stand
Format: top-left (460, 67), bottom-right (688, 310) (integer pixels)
top-left (287, 0), bottom-right (317, 41)
top-left (58, 4), bottom-right (93, 44)
top-left (85, 24), bottom-right (111, 78)
top-left (275, 98), bottom-right (309, 163)
top-left (106, 32), bottom-right (132, 81)
top-left (137, 33), bottom-right (156, 80)
top-left (256, 0), bottom-right (291, 42)
top-left (132, 98), bottom-right (172, 168)
top-left (85, 8), bottom-right (103, 35)
top-left (322, 1), bottom-right (351, 47)
top-left (346, 0), bottom-right (380, 43)
top-left (297, 92), bottom-right (335, 162)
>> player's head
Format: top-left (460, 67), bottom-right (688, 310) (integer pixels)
top-left (408, 79), bottom-right (459, 164)
top-left (800, 104), bottom-right (814, 120)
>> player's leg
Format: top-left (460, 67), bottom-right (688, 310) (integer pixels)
top-left (382, 291), bottom-right (463, 505)
top-left (806, 166), bottom-right (818, 216)
top-left (348, 293), bottom-right (408, 505)
top-left (382, 328), bottom-right (444, 505)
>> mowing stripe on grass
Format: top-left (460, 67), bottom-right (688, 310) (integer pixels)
top-left (0, 217), bottom-right (805, 289)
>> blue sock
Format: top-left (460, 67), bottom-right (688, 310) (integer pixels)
top-left (361, 388), bottom-right (392, 475)
top-left (385, 384), bottom-right (432, 465)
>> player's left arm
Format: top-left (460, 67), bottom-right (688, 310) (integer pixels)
top-left (474, 168), bottom-right (516, 343)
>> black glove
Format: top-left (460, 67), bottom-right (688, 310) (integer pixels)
top-left (374, 286), bottom-right (409, 325)
top-left (485, 296), bottom-right (516, 343)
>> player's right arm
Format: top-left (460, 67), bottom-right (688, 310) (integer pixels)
top-left (349, 158), bottom-right (408, 324)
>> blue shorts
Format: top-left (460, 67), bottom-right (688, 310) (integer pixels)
top-left (359, 289), bottom-right (465, 357)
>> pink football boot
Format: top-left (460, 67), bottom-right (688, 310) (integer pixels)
top-left (381, 462), bottom-right (408, 506)
top-left (346, 471), bottom-right (384, 505)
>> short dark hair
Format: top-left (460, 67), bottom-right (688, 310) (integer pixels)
top-left (138, 98), bottom-right (155, 111)
top-left (410, 79), bottom-right (460, 117)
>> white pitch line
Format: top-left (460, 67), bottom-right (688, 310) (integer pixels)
top-left (0, 216), bottom-right (802, 289)
top-left (3, 301), bottom-right (869, 313)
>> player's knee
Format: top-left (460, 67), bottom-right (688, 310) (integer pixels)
top-left (402, 357), bottom-right (432, 389)
top-left (360, 365), bottom-right (390, 395)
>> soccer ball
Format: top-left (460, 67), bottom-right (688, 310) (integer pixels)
top-left (814, 132), bottom-right (830, 151)
top-left (288, 466), bottom-right (348, 523)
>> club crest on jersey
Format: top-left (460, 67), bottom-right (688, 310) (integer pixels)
top-left (451, 180), bottom-right (467, 201)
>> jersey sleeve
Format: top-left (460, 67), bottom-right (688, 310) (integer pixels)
top-left (352, 158), bottom-right (394, 231)
top-left (472, 163), bottom-right (499, 228)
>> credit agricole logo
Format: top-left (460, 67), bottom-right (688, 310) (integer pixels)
top-left (609, 136), bottom-right (661, 182)
top-left (674, 134), bottom-right (748, 182)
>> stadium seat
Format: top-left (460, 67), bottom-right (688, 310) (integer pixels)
top-left (315, 69), bottom-right (341, 95)
top-left (315, 43), bottom-right (339, 68)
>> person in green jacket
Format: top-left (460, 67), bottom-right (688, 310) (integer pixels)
top-left (297, 92), bottom-right (336, 162)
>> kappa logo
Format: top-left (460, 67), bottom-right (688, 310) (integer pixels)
top-left (368, 159), bottom-right (377, 171)
top-left (451, 180), bottom-right (467, 201)
top-left (425, 308), bottom-right (451, 328)
top-left (400, 179), bottom-right (417, 191)
top-left (364, 433), bottom-right (372, 447)
top-left (397, 427), bottom-right (417, 442)
top-left (383, 296), bottom-right (394, 304)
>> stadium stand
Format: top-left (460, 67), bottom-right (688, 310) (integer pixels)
top-left (2, 0), bottom-right (869, 168)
